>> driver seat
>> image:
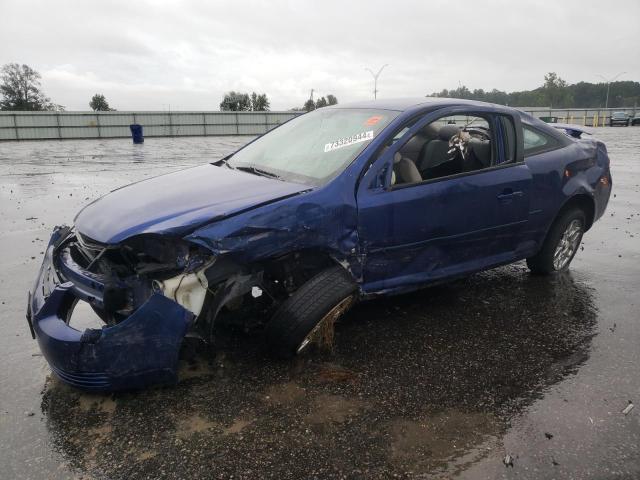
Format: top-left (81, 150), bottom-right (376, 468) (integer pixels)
top-left (416, 124), bottom-right (461, 174)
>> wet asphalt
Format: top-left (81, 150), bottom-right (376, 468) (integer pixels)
top-left (0, 129), bottom-right (638, 479)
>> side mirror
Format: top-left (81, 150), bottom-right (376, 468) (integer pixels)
top-left (369, 161), bottom-right (392, 190)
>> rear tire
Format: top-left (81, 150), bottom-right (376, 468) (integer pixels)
top-left (527, 208), bottom-right (585, 275)
top-left (265, 265), bottom-right (358, 358)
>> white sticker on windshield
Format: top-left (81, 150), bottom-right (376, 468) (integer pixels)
top-left (324, 130), bottom-right (374, 153)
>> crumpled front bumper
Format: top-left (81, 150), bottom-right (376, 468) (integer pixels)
top-left (26, 227), bottom-right (195, 391)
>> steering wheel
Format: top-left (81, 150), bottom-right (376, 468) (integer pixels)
top-left (447, 131), bottom-right (472, 160)
top-left (462, 126), bottom-right (491, 141)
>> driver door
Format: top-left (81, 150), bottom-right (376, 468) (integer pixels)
top-left (357, 107), bottom-right (531, 293)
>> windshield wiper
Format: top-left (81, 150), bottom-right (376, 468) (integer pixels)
top-left (235, 165), bottom-right (282, 180)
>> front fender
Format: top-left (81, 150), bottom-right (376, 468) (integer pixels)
top-left (185, 179), bottom-right (362, 279)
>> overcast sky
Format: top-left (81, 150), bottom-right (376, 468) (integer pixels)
top-left (1, 0), bottom-right (638, 111)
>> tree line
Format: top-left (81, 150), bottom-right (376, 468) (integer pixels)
top-left (429, 72), bottom-right (640, 109)
top-left (2, 64), bottom-right (638, 112)
top-left (0, 63), bottom-right (341, 113)
top-left (300, 94), bottom-right (338, 112)
top-left (218, 91), bottom-right (339, 112)
top-left (219, 91), bottom-right (270, 111)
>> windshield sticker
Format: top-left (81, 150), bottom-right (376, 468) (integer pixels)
top-left (365, 115), bottom-right (383, 126)
top-left (324, 130), bottom-right (374, 153)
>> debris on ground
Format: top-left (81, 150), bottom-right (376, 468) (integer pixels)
top-left (503, 454), bottom-right (514, 468)
top-left (316, 364), bottom-right (357, 383)
top-left (545, 432), bottom-right (554, 439)
top-left (622, 401), bottom-right (634, 415)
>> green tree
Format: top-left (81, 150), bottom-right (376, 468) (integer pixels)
top-left (315, 96), bottom-right (328, 108)
top-left (543, 72), bottom-right (572, 108)
top-left (0, 63), bottom-right (63, 111)
top-left (327, 94), bottom-right (338, 105)
top-left (89, 93), bottom-right (113, 111)
top-left (485, 88), bottom-right (510, 105)
top-left (220, 91), bottom-right (251, 111)
top-left (250, 92), bottom-right (270, 111)
top-left (303, 98), bottom-right (316, 112)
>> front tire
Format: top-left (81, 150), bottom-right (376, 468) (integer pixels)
top-left (265, 265), bottom-right (358, 358)
top-left (527, 208), bottom-right (585, 275)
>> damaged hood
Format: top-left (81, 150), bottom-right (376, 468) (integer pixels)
top-left (74, 164), bottom-right (310, 244)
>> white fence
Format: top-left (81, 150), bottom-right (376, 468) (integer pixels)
top-left (0, 111), bottom-right (299, 141)
top-left (0, 107), bottom-right (637, 141)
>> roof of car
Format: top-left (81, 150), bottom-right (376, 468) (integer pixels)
top-left (332, 97), bottom-right (498, 111)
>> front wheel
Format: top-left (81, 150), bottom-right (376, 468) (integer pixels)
top-left (265, 266), bottom-right (358, 358)
top-left (527, 208), bottom-right (585, 275)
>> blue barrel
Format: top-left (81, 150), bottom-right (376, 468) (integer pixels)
top-left (129, 124), bottom-right (144, 144)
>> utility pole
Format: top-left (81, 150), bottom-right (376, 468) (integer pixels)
top-left (597, 72), bottom-right (626, 110)
top-left (309, 89), bottom-right (315, 102)
top-left (365, 64), bottom-right (389, 100)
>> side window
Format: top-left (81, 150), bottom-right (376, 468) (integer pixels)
top-left (390, 114), bottom-right (494, 186)
top-left (523, 125), bottom-right (560, 156)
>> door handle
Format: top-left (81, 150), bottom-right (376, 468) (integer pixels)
top-left (497, 189), bottom-right (524, 200)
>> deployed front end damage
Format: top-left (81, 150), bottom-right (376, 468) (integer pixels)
top-left (26, 223), bottom-right (342, 391)
top-left (26, 226), bottom-right (216, 391)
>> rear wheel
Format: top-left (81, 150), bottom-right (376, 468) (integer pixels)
top-left (265, 265), bottom-right (358, 358)
top-left (527, 208), bottom-right (585, 275)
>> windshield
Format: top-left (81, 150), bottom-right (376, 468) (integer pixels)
top-left (226, 108), bottom-right (399, 185)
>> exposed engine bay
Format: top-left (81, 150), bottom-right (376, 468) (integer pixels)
top-left (59, 230), bottom-right (334, 341)
top-left (60, 232), bottom-right (214, 325)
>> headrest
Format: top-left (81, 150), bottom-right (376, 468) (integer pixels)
top-left (438, 124), bottom-right (461, 141)
top-left (393, 152), bottom-right (402, 163)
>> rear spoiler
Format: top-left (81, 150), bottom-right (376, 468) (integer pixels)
top-left (551, 123), bottom-right (593, 139)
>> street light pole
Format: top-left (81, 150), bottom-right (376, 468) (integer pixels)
top-left (597, 72), bottom-right (626, 109)
top-left (365, 64), bottom-right (389, 100)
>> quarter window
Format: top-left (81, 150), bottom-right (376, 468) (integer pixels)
top-left (523, 125), bottom-right (560, 156)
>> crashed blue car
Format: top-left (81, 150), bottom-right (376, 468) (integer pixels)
top-left (27, 98), bottom-right (612, 391)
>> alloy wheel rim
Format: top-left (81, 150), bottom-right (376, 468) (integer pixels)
top-left (553, 219), bottom-right (582, 270)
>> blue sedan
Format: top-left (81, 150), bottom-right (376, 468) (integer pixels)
top-left (27, 98), bottom-right (612, 391)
